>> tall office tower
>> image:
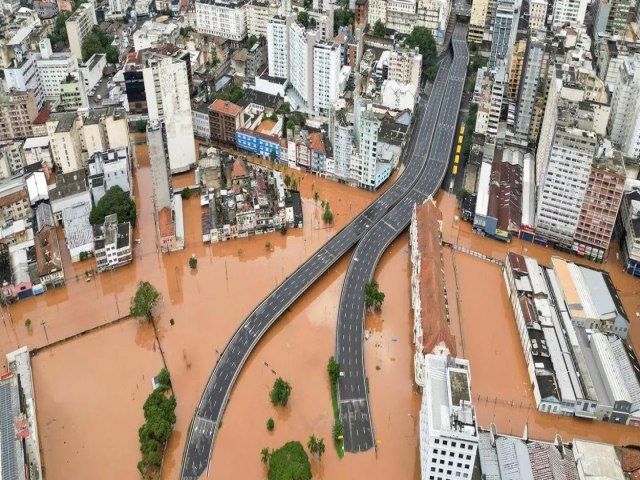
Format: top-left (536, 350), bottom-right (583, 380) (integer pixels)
top-left (267, 15), bottom-right (292, 79)
top-left (289, 22), bottom-right (318, 108)
top-left (551, 0), bottom-right (589, 27)
top-left (195, 0), bottom-right (248, 40)
top-left (608, 55), bottom-right (640, 157)
top-left (489, 0), bottom-right (519, 70)
top-left (507, 38), bottom-right (527, 100)
top-left (515, 31), bottom-right (545, 140)
top-left (330, 105), bottom-right (354, 182)
top-left (593, 0), bottom-right (631, 37)
top-left (66, 3), bottom-right (98, 60)
top-left (419, 355), bottom-right (478, 480)
top-left (313, 42), bottom-right (341, 114)
top-left (142, 53), bottom-right (196, 173)
top-left (535, 105), bottom-right (598, 251)
top-left (352, 110), bottom-right (382, 189)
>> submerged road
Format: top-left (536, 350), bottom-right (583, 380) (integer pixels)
top-left (335, 23), bottom-right (469, 453)
top-left (180, 41), bottom-right (459, 479)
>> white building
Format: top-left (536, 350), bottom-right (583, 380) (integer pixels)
top-left (368, 0), bottom-right (387, 25)
top-left (35, 39), bottom-right (79, 101)
top-left (552, 0), bottom-right (589, 27)
top-left (88, 147), bottom-right (132, 204)
top-left (3, 52), bottom-right (45, 111)
top-left (267, 15), bottom-right (292, 79)
top-left (381, 80), bottom-right (418, 111)
top-left (529, 0), bottom-right (548, 30)
top-left (46, 112), bottom-right (85, 174)
top-left (608, 54), bottom-right (640, 157)
top-left (387, 0), bottom-right (417, 34)
top-left (289, 22), bottom-right (317, 108)
top-left (195, 0), bottom-right (248, 41)
top-left (143, 54), bottom-right (196, 173)
top-left (93, 213), bottom-right (133, 272)
top-left (329, 106), bottom-right (353, 182)
top-left (420, 355), bottom-right (478, 480)
top-left (132, 21), bottom-right (179, 51)
top-left (417, 0), bottom-right (450, 45)
top-left (23, 136), bottom-right (52, 169)
top-left (109, 0), bottom-right (129, 16)
top-left (79, 53), bottom-right (107, 93)
top-left (619, 187), bottom-right (640, 277)
top-left (66, 3), bottom-right (98, 61)
top-left (313, 42), bottom-right (341, 114)
top-left (247, 0), bottom-right (273, 37)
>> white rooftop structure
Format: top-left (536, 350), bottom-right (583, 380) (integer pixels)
top-left (61, 202), bottom-right (94, 261)
top-left (25, 171), bottom-right (48, 206)
top-left (22, 137), bottom-right (49, 150)
top-left (475, 161), bottom-right (492, 218)
top-left (573, 440), bottom-right (624, 480)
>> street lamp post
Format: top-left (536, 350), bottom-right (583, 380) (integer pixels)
top-left (41, 320), bottom-right (50, 344)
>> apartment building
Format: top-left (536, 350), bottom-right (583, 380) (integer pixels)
top-left (489, 0), bottom-right (518, 70)
top-left (608, 55), bottom-right (640, 157)
top-left (387, 48), bottom-right (422, 87)
top-left (35, 39), bottom-right (79, 101)
top-left (267, 15), bottom-right (292, 79)
top-left (593, 0), bottom-right (631, 37)
top-left (142, 52), bottom-right (196, 173)
top-left (386, 0), bottom-right (417, 34)
top-left (247, 0), bottom-right (273, 37)
top-left (367, 0), bottom-right (387, 25)
top-left (552, 0), bottom-right (589, 27)
top-left (469, 0), bottom-right (488, 42)
top-left (329, 106), bottom-right (354, 182)
top-left (529, 0), bottom-right (547, 30)
top-left (514, 31), bottom-right (545, 141)
top-left (60, 73), bottom-right (87, 110)
top-left (507, 39), bottom-right (526, 100)
top-left (132, 21), bottom-right (179, 52)
top-left (66, 3), bottom-right (98, 60)
top-left (0, 178), bottom-right (30, 222)
top-left (46, 112), bottom-right (85, 174)
top-left (313, 42), bottom-right (341, 114)
top-left (417, 0), bottom-right (450, 45)
top-left (93, 213), bottom-right (133, 272)
top-left (209, 99), bottom-right (244, 145)
top-left (618, 187), bottom-right (640, 277)
top-left (195, 0), bottom-right (248, 40)
top-left (289, 22), bottom-right (318, 108)
top-left (87, 147), bottom-right (132, 204)
top-left (0, 90), bottom-right (38, 141)
top-left (420, 355), bottom-right (478, 480)
top-left (355, 0), bottom-right (368, 29)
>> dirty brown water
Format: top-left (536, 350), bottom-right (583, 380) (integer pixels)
top-left (3, 142), bottom-right (639, 478)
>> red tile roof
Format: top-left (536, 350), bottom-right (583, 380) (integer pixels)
top-left (309, 132), bottom-right (325, 153)
top-left (33, 108), bottom-right (50, 125)
top-left (231, 158), bottom-right (248, 179)
top-left (209, 99), bottom-right (243, 116)
top-left (414, 200), bottom-right (456, 356)
top-left (158, 207), bottom-right (175, 238)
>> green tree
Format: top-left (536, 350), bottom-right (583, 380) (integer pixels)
top-left (280, 225), bottom-right (288, 235)
top-left (297, 10), bottom-right (310, 28)
top-left (267, 418), bottom-right (275, 431)
top-left (245, 34), bottom-right (258, 49)
top-left (332, 420), bottom-right (343, 441)
top-left (279, 102), bottom-right (291, 113)
top-left (425, 65), bottom-right (438, 82)
top-left (269, 377), bottom-right (292, 406)
top-left (89, 185), bottom-right (137, 226)
top-left (136, 119), bottom-right (147, 132)
top-left (373, 19), bottom-right (386, 37)
top-left (404, 26), bottom-right (437, 66)
top-left (364, 279), bottom-right (385, 310)
top-left (24, 318), bottom-right (32, 329)
top-left (51, 12), bottom-right (70, 46)
top-left (270, 149), bottom-right (277, 163)
top-left (307, 434), bottom-right (318, 456)
top-left (129, 281), bottom-right (161, 322)
top-left (316, 438), bottom-right (325, 461)
top-left (327, 356), bottom-right (340, 386)
top-left (313, 190), bottom-right (319, 205)
top-left (261, 447), bottom-right (271, 465)
top-left (189, 256), bottom-right (198, 269)
top-left (106, 45), bottom-right (119, 64)
top-left (456, 188), bottom-right (469, 203)
top-left (180, 26), bottom-right (195, 37)
top-left (181, 188), bottom-right (192, 200)
top-left (323, 204), bottom-right (334, 224)
top-left (333, 8), bottom-right (354, 34)
top-left (286, 119), bottom-right (295, 132)
top-left (268, 441), bottom-right (311, 480)
top-left (157, 367), bottom-right (171, 388)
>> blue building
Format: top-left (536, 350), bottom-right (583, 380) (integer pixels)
top-left (236, 128), bottom-right (281, 161)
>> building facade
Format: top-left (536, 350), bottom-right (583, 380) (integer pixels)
top-left (209, 99), bottom-right (244, 145)
top-left (313, 42), bottom-right (341, 114)
top-left (195, 0), bottom-right (248, 40)
top-left (66, 3), bottom-right (98, 60)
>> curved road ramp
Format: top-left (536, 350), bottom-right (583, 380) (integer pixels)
top-left (179, 22), bottom-right (469, 479)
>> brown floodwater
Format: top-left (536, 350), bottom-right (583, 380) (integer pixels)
top-left (437, 191), bottom-right (640, 446)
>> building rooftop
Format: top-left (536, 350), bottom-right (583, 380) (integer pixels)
top-left (50, 112), bottom-right (77, 134)
top-left (573, 440), bottom-right (625, 480)
top-left (158, 206), bottom-right (174, 238)
top-left (49, 170), bottom-right (88, 200)
top-left (62, 202), bottom-right (94, 250)
top-left (209, 99), bottom-right (243, 116)
top-left (34, 225), bottom-right (63, 277)
top-left (236, 88), bottom-right (281, 109)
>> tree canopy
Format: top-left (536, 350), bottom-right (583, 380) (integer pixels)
top-left (297, 10), bottom-right (310, 28)
top-left (268, 441), bottom-right (311, 480)
top-left (270, 377), bottom-right (292, 406)
top-left (364, 279), bottom-right (385, 310)
top-left (81, 25), bottom-right (117, 63)
top-left (373, 19), bottom-right (386, 37)
top-left (50, 12), bottom-right (70, 47)
top-left (212, 85), bottom-right (244, 104)
top-left (404, 26), bottom-right (437, 65)
top-left (89, 185), bottom-right (136, 227)
top-left (130, 281), bottom-right (161, 321)
top-left (333, 9), bottom-right (354, 35)
top-left (327, 357), bottom-right (340, 386)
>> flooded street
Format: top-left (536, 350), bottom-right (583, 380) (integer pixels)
top-left (4, 138), bottom-right (640, 479)
top-left (437, 192), bottom-right (640, 445)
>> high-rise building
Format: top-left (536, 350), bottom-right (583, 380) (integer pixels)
top-left (209, 99), bottom-right (244, 145)
top-left (529, 0), bottom-right (547, 30)
top-left (367, 0), bottom-right (387, 25)
top-left (469, 0), bottom-right (488, 42)
top-left (46, 112), bottom-right (85, 174)
top-left (551, 0), bottom-right (589, 27)
top-left (386, 0), bottom-right (417, 34)
top-left (329, 106), bottom-right (354, 182)
top-left (592, 0), bottom-right (631, 37)
top-left (387, 48), bottom-right (423, 87)
top-left (608, 55), bottom-right (640, 157)
top-left (420, 355), bottom-right (478, 480)
top-left (195, 0), bottom-right (248, 40)
top-left (267, 15), bottom-right (292, 79)
top-left (66, 3), bottom-right (98, 61)
top-left (313, 42), bottom-right (341, 114)
top-left (35, 39), bottom-right (79, 101)
top-left (0, 90), bottom-right (38, 141)
top-left (619, 187), bottom-right (640, 276)
top-left (489, 0), bottom-right (519, 70)
top-left (289, 22), bottom-right (317, 108)
top-left (507, 38), bottom-right (527, 100)
top-left (247, 0), bottom-right (274, 37)
top-left (417, 0), bottom-right (450, 45)
top-left (535, 116), bottom-right (598, 250)
top-left (142, 53), bottom-right (196, 173)
top-left (514, 32), bottom-right (545, 141)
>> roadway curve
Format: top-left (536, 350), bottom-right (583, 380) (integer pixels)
top-left (179, 39), bottom-right (460, 479)
top-left (335, 23), bottom-right (469, 453)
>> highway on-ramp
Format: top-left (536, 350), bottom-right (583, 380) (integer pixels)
top-left (180, 41), bottom-right (460, 479)
top-left (335, 22), bottom-right (469, 453)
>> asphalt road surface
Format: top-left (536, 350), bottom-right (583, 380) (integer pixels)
top-left (335, 23), bottom-right (469, 453)
top-left (179, 31), bottom-right (465, 478)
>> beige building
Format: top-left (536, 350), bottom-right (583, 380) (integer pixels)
top-left (0, 90), bottom-right (38, 141)
top-left (508, 39), bottom-right (527, 100)
top-left (387, 48), bottom-right (422, 87)
top-left (469, 0), bottom-right (488, 42)
top-left (529, 0), bottom-right (547, 30)
top-left (46, 112), bottom-right (84, 173)
top-left (247, 0), bottom-right (274, 37)
top-left (368, 0), bottom-right (387, 25)
top-left (80, 107), bottom-right (129, 156)
top-left (66, 3), bottom-right (97, 60)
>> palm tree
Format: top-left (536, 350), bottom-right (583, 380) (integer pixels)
top-left (260, 447), bottom-right (271, 465)
top-left (307, 435), bottom-right (318, 456)
top-left (317, 438), bottom-right (325, 461)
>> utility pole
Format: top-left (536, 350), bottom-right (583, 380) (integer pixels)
top-left (41, 320), bottom-right (50, 344)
